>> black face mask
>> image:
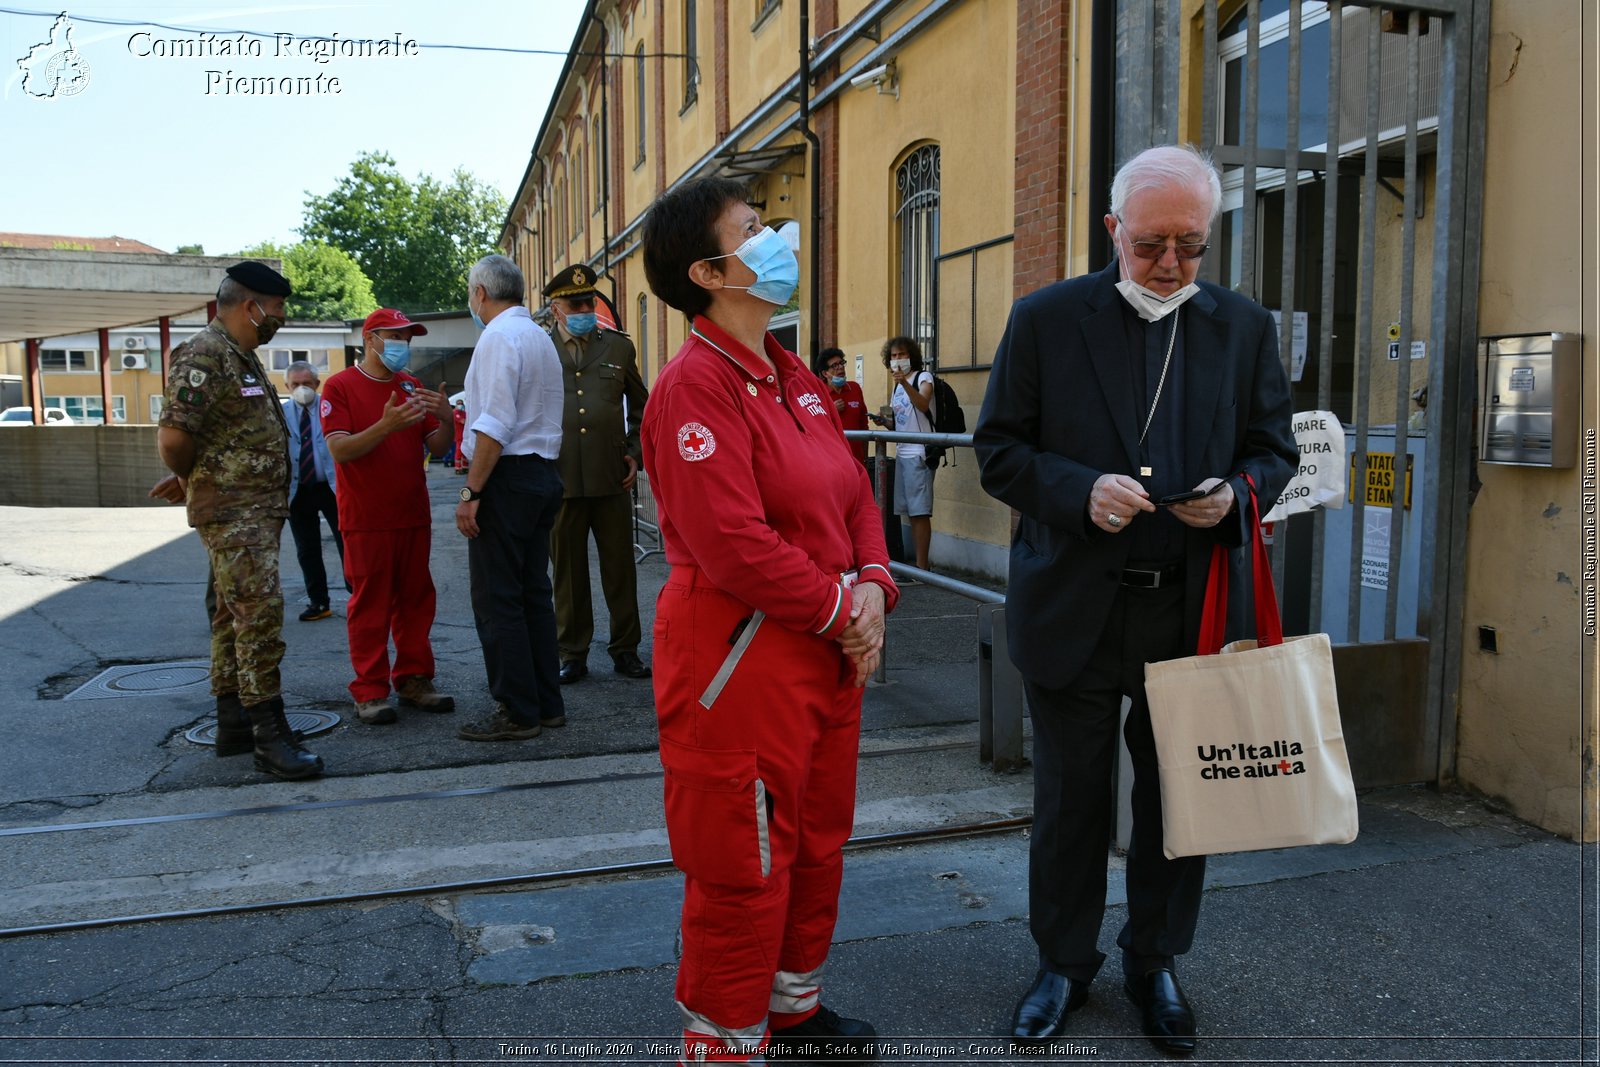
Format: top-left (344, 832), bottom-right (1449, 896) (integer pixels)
top-left (248, 302), bottom-right (285, 345)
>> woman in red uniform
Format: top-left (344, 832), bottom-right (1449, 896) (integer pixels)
top-left (813, 347), bottom-right (869, 469)
top-left (641, 177), bottom-right (899, 1063)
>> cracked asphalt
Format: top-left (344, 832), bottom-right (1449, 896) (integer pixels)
top-left (0, 477), bottom-right (1595, 1065)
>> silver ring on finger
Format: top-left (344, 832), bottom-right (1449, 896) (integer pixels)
top-left (1107, 513), bottom-right (1122, 527)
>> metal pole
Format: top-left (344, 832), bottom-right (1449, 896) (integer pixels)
top-left (799, 0), bottom-right (823, 363)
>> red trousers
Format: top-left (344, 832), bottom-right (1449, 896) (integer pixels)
top-left (343, 526), bottom-right (437, 702)
top-left (653, 566), bottom-right (862, 1063)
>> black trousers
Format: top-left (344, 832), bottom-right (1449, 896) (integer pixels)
top-left (1024, 581), bottom-right (1206, 983)
top-left (467, 455), bottom-right (565, 726)
top-left (288, 479), bottom-right (345, 607)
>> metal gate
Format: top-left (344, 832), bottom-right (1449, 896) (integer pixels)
top-left (1116, 0), bottom-right (1491, 784)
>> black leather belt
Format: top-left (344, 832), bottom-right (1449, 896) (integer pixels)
top-left (1122, 561), bottom-right (1184, 589)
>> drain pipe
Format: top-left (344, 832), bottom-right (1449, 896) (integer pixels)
top-left (799, 0), bottom-right (823, 362)
top-left (589, 8), bottom-right (615, 309)
top-left (1087, 0), bottom-right (1114, 270)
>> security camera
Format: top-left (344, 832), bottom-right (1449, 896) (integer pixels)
top-left (850, 64), bottom-right (890, 90)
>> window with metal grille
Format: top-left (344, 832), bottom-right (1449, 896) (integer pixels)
top-left (895, 144), bottom-right (940, 366)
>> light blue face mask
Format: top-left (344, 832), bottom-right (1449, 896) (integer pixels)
top-left (707, 226), bottom-right (800, 306)
top-left (564, 311), bottom-right (597, 337)
top-left (830, 375), bottom-right (847, 388)
top-left (379, 339), bottom-right (411, 372)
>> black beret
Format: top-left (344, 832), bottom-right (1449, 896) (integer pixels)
top-left (225, 261), bottom-right (292, 297)
top-left (543, 264), bottom-right (599, 300)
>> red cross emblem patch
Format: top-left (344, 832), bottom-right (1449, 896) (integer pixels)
top-left (677, 422), bottom-right (716, 462)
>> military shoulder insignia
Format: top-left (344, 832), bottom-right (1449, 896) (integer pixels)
top-left (242, 373), bottom-right (258, 384)
top-left (177, 387), bottom-right (205, 405)
top-left (187, 369), bottom-right (207, 388)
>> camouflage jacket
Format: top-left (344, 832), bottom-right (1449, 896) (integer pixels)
top-left (159, 320), bottom-right (290, 528)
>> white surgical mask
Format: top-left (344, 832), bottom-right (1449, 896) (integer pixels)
top-left (1114, 240), bottom-right (1199, 323)
top-left (890, 359), bottom-right (911, 374)
top-left (291, 385), bottom-right (316, 407)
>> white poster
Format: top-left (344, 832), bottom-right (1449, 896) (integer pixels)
top-left (1263, 410), bottom-right (1347, 523)
top-left (1271, 310), bottom-right (1311, 381)
top-left (1360, 507), bottom-right (1391, 590)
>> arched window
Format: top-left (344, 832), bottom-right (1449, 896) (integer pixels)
top-left (635, 44), bottom-right (647, 165)
top-left (895, 144), bottom-right (940, 365)
top-left (682, 0), bottom-right (699, 108)
top-left (593, 116), bottom-right (604, 212)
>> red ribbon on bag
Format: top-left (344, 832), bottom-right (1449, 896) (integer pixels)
top-left (1197, 473), bottom-right (1284, 656)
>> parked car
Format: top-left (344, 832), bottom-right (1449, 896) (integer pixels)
top-left (0, 406), bottom-right (73, 426)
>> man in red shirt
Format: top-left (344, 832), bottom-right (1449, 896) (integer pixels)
top-left (321, 308), bottom-right (456, 724)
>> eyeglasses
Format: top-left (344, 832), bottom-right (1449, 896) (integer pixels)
top-left (1122, 234), bottom-right (1209, 261)
top-left (825, 361), bottom-right (846, 371)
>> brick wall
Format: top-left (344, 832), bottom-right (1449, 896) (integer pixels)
top-left (1013, 0), bottom-right (1074, 298)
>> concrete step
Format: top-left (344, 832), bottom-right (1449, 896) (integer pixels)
top-left (0, 723), bottom-right (1030, 930)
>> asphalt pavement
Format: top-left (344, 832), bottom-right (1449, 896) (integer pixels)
top-left (0, 467), bottom-right (1593, 1066)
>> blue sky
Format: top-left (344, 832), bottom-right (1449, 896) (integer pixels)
top-left (1, 2), bottom-right (587, 255)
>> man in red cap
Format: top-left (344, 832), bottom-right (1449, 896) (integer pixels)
top-left (321, 308), bottom-right (457, 724)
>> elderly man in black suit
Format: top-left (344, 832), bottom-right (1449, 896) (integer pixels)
top-left (975, 144), bottom-right (1297, 1056)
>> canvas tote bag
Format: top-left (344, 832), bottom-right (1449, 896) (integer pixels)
top-left (1144, 476), bottom-right (1358, 859)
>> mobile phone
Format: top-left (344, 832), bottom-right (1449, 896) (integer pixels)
top-left (1156, 483), bottom-right (1222, 507)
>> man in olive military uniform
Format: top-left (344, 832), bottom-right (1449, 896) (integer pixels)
top-left (542, 265), bottom-right (652, 683)
top-left (157, 261), bottom-right (324, 780)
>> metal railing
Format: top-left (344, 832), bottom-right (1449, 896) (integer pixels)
top-left (846, 428), bottom-right (1024, 772)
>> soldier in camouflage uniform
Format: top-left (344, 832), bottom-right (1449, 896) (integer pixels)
top-left (156, 261), bottom-right (323, 780)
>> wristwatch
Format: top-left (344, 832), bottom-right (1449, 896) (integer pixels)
top-left (459, 486), bottom-right (483, 502)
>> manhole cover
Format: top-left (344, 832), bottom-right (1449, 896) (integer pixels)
top-left (186, 709), bottom-right (342, 746)
top-left (64, 661), bottom-right (212, 701)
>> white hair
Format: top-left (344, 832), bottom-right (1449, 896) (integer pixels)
top-left (1110, 144), bottom-right (1223, 222)
top-left (284, 360), bottom-right (318, 383)
top-left (468, 254), bottom-right (525, 303)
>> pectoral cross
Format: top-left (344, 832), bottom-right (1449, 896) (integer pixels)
top-left (1140, 466), bottom-right (1153, 477)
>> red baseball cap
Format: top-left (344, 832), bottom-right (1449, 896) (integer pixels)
top-left (362, 308), bottom-right (429, 336)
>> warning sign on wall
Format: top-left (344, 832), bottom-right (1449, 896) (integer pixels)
top-left (1349, 451), bottom-right (1413, 510)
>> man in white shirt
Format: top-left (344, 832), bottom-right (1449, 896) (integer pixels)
top-left (453, 254), bottom-right (568, 741)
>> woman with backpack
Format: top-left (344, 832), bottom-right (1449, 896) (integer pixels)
top-left (882, 335), bottom-right (936, 571)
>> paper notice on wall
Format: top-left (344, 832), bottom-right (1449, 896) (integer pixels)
top-left (1360, 507), bottom-right (1391, 590)
top-left (1271, 310), bottom-right (1311, 381)
top-left (1263, 410), bottom-right (1347, 523)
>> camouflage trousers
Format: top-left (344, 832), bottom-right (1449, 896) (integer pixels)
top-left (198, 518), bottom-right (286, 705)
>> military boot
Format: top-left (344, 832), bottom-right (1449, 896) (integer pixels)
top-left (214, 693), bottom-right (252, 758)
top-left (245, 696), bottom-right (324, 780)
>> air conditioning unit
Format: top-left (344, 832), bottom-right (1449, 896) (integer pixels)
top-left (121, 351), bottom-right (148, 371)
top-left (123, 336), bottom-right (147, 351)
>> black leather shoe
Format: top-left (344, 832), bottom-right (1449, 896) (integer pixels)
top-left (768, 1004), bottom-right (875, 1061)
top-left (612, 651), bottom-right (652, 678)
top-left (558, 660), bottom-right (588, 685)
top-left (1011, 969), bottom-right (1089, 1039)
top-left (1124, 968), bottom-right (1196, 1055)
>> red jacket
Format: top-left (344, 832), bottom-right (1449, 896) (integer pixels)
top-left (829, 379), bottom-right (870, 464)
top-left (642, 316), bottom-right (898, 638)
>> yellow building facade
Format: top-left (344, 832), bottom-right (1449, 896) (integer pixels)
top-left (504, 0), bottom-right (1596, 840)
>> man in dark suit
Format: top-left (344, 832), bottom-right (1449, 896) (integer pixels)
top-left (542, 265), bottom-right (652, 684)
top-left (974, 144), bottom-right (1297, 1055)
top-left (281, 360), bottom-right (347, 621)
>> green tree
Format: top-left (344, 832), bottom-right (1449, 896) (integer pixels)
top-left (300, 151), bottom-right (508, 314)
top-left (236, 240), bottom-right (378, 322)
top-left (175, 243), bottom-right (204, 255)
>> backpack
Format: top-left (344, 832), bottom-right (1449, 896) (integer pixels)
top-left (924, 372), bottom-right (967, 469)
